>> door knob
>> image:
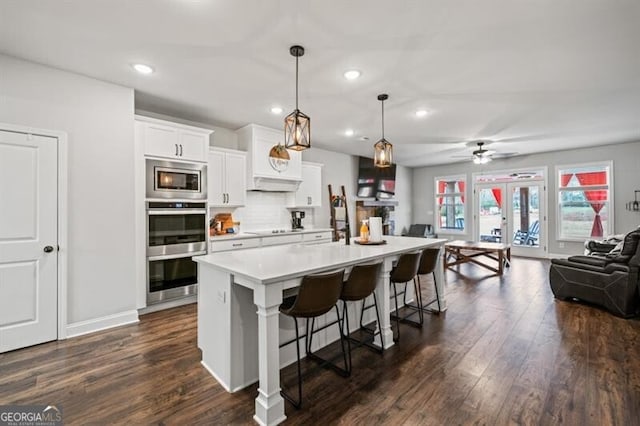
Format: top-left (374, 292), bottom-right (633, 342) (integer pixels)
top-left (44, 245), bottom-right (54, 253)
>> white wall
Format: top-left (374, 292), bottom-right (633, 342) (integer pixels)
top-left (412, 141), bottom-right (640, 255)
top-left (0, 55), bottom-right (137, 329)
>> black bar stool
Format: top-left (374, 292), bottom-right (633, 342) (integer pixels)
top-left (414, 248), bottom-right (441, 313)
top-left (389, 251), bottom-right (423, 341)
top-left (339, 261), bottom-right (384, 373)
top-left (278, 269), bottom-right (348, 409)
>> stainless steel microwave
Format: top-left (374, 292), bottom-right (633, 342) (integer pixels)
top-left (146, 159), bottom-right (207, 200)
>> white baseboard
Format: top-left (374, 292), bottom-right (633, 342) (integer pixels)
top-left (66, 310), bottom-right (139, 338)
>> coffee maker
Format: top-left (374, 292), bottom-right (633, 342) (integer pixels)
top-left (291, 210), bottom-right (305, 230)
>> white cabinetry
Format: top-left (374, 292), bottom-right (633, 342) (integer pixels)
top-left (289, 162), bottom-right (323, 207)
top-left (237, 124), bottom-right (302, 191)
top-left (210, 230), bottom-right (332, 252)
top-left (210, 237), bottom-right (260, 253)
top-left (208, 148), bottom-right (246, 207)
top-left (136, 115), bottom-right (211, 163)
top-left (302, 231), bottom-right (332, 245)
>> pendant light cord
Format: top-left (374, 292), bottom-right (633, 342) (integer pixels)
top-left (381, 99), bottom-right (385, 139)
top-left (295, 55), bottom-right (299, 110)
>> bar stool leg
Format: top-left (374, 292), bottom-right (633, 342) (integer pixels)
top-left (391, 282), bottom-right (401, 342)
top-left (342, 302), bottom-right (353, 373)
top-left (280, 316), bottom-right (303, 409)
top-left (372, 292), bottom-right (384, 350)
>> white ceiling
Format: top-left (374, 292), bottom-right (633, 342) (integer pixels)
top-left (1, 0), bottom-right (639, 167)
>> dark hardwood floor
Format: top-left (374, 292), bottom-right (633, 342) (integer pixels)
top-left (1, 257), bottom-right (639, 425)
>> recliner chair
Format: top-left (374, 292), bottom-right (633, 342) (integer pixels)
top-left (549, 227), bottom-right (640, 318)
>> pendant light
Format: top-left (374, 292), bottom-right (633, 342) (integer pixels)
top-left (284, 45), bottom-right (311, 151)
top-left (373, 94), bottom-right (393, 167)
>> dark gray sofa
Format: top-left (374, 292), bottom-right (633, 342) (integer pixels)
top-left (549, 228), bottom-right (640, 318)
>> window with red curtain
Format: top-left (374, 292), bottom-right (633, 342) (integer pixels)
top-left (435, 176), bottom-right (466, 231)
top-left (558, 165), bottom-right (610, 239)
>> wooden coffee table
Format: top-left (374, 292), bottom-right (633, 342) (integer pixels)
top-left (444, 240), bottom-right (511, 276)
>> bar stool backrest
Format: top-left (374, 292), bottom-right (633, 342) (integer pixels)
top-left (418, 248), bottom-right (440, 275)
top-left (280, 270), bottom-right (345, 318)
top-left (390, 252), bottom-right (422, 283)
top-left (341, 262), bottom-right (383, 301)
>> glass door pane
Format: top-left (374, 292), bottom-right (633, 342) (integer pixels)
top-left (508, 182), bottom-right (545, 257)
top-left (476, 184), bottom-right (505, 243)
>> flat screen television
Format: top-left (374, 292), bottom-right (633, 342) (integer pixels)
top-left (356, 156), bottom-right (396, 199)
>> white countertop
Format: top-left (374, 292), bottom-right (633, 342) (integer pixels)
top-left (209, 228), bottom-right (333, 242)
top-left (194, 235), bottom-right (447, 284)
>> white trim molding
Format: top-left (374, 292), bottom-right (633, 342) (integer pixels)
top-left (66, 310), bottom-right (139, 338)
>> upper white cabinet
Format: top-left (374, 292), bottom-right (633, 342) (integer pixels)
top-left (237, 124), bottom-right (302, 192)
top-left (208, 148), bottom-right (246, 207)
top-left (289, 162), bottom-right (323, 207)
top-left (136, 115), bottom-right (212, 163)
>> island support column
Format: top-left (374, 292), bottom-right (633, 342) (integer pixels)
top-left (374, 257), bottom-right (395, 349)
top-left (252, 282), bottom-right (286, 426)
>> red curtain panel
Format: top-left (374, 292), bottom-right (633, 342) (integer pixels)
top-left (575, 171), bottom-right (607, 237)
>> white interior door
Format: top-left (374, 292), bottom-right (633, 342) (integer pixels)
top-left (0, 130), bottom-right (58, 353)
top-left (475, 180), bottom-right (546, 258)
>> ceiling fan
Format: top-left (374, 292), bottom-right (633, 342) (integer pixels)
top-left (471, 141), bottom-right (492, 164)
top-left (447, 140), bottom-right (521, 164)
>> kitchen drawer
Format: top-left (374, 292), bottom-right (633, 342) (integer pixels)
top-left (210, 238), bottom-right (261, 252)
top-left (302, 232), bottom-right (332, 244)
top-left (261, 234), bottom-right (303, 246)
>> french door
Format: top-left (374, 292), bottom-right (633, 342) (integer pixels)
top-left (475, 181), bottom-right (546, 258)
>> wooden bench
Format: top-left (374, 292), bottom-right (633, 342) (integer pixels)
top-left (444, 240), bottom-right (511, 276)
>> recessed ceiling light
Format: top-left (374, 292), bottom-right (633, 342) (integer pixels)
top-left (270, 106), bottom-right (283, 114)
top-left (343, 70), bottom-right (361, 80)
top-left (415, 109), bottom-right (428, 117)
top-left (133, 63), bottom-right (154, 75)
top-left (345, 129), bottom-right (354, 137)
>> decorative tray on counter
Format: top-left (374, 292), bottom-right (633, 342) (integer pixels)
top-left (354, 239), bottom-right (387, 245)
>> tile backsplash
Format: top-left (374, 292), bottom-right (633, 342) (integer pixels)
top-left (210, 191), bottom-right (317, 232)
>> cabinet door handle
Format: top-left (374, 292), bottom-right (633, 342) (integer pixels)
top-left (315, 235), bottom-right (322, 238)
top-left (175, 144), bottom-right (179, 156)
top-left (308, 196), bottom-right (312, 205)
top-left (179, 144), bottom-right (183, 156)
top-left (232, 243), bottom-right (243, 247)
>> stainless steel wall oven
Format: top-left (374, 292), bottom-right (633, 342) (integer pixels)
top-left (146, 201), bottom-right (207, 305)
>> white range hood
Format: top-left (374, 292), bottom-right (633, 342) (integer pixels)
top-left (237, 124), bottom-right (302, 192)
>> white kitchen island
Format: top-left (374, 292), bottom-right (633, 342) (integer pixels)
top-left (193, 235), bottom-right (447, 426)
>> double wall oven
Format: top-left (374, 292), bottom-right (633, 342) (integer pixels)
top-left (146, 159), bottom-right (207, 305)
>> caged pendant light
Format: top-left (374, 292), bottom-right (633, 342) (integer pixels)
top-left (373, 94), bottom-right (393, 167)
top-left (284, 45), bottom-right (311, 151)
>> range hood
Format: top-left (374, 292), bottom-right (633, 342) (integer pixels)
top-left (250, 175), bottom-right (302, 192)
top-left (237, 124), bottom-right (303, 192)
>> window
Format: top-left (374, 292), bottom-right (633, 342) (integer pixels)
top-left (557, 162), bottom-right (612, 241)
top-left (435, 175), bottom-right (466, 233)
